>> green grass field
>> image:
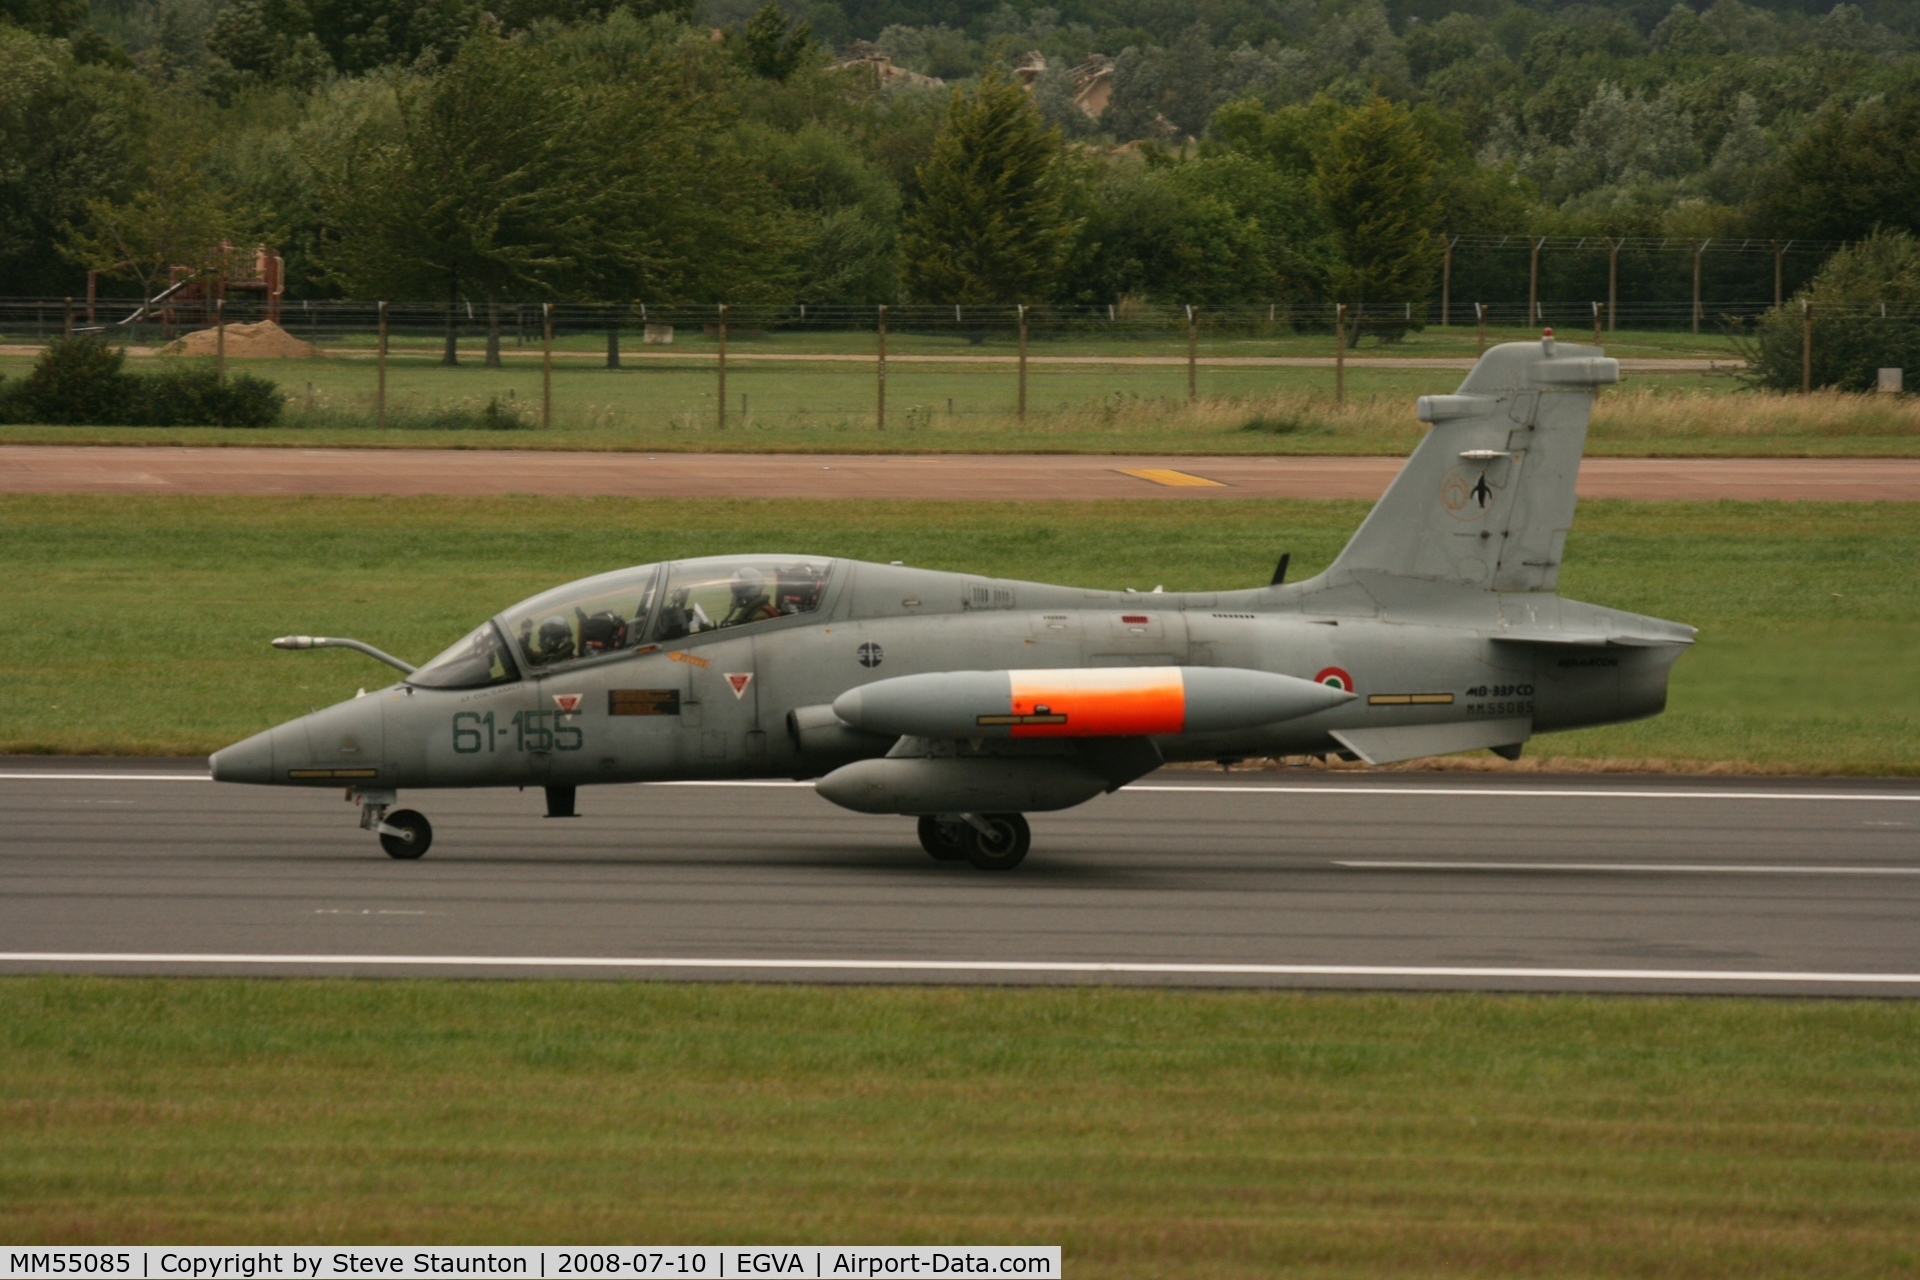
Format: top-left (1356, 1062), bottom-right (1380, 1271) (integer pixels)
top-left (6, 332), bottom-right (1915, 455)
top-left (3, 977), bottom-right (1917, 1274)
top-left (2, 495), bottom-right (1914, 770)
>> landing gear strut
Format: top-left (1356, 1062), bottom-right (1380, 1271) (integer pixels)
top-left (351, 787), bottom-right (433, 860)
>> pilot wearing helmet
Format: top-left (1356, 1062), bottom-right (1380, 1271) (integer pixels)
top-left (720, 566), bottom-right (781, 628)
top-left (521, 614), bottom-right (576, 666)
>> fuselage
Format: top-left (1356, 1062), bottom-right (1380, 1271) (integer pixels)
top-left (210, 553), bottom-right (1689, 791)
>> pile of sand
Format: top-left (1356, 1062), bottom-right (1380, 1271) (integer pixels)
top-left (161, 320), bottom-right (320, 359)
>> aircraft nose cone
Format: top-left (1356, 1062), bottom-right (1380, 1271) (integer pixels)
top-left (209, 726), bottom-right (275, 784)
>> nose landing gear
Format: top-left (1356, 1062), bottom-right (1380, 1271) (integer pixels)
top-left (350, 787), bottom-right (434, 859)
top-left (378, 810), bottom-right (433, 859)
top-left (919, 813), bottom-right (1030, 870)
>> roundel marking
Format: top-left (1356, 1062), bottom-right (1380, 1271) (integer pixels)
top-left (1313, 666), bottom-right (1354, 693)
top-left (857, 642), bottom-right (885, 668)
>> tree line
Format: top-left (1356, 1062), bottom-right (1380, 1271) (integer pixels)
top-left (3, 0), bottom-right (1919, 319)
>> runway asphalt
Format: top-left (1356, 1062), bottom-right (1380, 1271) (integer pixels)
top-left (6, 446), bottom-right (1920, 500)
top-left (4, 759), bottom-right (1918, 996)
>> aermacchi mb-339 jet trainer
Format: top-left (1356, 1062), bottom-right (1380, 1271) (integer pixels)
top-left (213, 334), bottom-right (1694, 870)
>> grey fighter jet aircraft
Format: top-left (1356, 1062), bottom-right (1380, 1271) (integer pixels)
top-left (212, 333), bottom-right (1694, 869)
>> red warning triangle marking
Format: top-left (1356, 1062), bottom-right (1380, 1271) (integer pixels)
top-left (552, 693), bottom-right (582, 713)
top-left (725, 673), bottom-right (753, 699)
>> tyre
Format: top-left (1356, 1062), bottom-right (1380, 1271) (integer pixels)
top-left (918, 815), bottom-right (969, 861)
top-left (963, 812), bottom-right (1030, 871)
top-left (380, 809), bottom-right (432, 860)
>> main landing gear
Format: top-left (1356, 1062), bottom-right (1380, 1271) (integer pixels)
top-left (352, 787), bottom-right (433, 860)
top-left (918, 813), bottom-right (1031, 871)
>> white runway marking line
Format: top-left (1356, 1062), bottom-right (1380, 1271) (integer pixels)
top-left (0, 772), bottom-right (212, 781)
top-left (1339, 860), bottom-right (1920, 876)
top-left (3, 953), bottom-right (1920, 985)
top-left (5, 773), bottom-right (1920, 803)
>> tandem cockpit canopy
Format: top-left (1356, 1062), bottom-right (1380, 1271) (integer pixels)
top-left (405, 556), bottom-right (835, 689)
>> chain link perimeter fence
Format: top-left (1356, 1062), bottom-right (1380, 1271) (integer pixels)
top-left (2, 295), bottom-right (1914, 432)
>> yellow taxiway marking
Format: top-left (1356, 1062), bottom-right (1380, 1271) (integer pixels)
top-left (1117, 468), bottom-right (1228, 488)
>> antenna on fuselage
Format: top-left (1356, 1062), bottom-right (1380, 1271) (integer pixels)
top-left (1269, 553), bottom-right (1290, 586)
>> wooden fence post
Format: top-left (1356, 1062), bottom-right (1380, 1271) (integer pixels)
top-left (1692, 239), bottom-right (1709, 335)
top-left (717, 304), bottom-right (728, 430)
top-left (542, 302), bottom-right (553, 429)
top-left (1016, 305), bottom-right (1028, 420)
top-left (1441, 235), bottom-right (1456, 326)
top-left (1186, 304), bottom-right (1197, 405)
top-left (1606, 238), bottom-right (1620, 332)
top-left (215, 297), bottom-right (226, 386)
top-left (876, 304), bottom-right (887, 430)
top-left (1801, 299), bottom-right (1812, 394)
top-left (1529, 236), bottom-right (1544, 325)
top-left (377, 301), bottom-right (388, 430)
top-left (1335, 303), bottom-right (1346, 406)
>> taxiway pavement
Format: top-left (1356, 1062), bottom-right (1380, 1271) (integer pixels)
top-left (5, 447), bottom-right (1920, 501)
top-left (4, 761), bottom-right (1917, 995)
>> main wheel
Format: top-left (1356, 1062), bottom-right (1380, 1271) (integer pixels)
top-left (380, 809), bottom-right (432, 860)
top-left (963, 812), bottom-right (1030, 871)
top-left (918, 815), bottom-right (969, 861)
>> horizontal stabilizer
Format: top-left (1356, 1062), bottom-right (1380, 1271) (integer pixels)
top-left (1331, 717), bottom-right (1531, 766)
top-left (1491, 626), bottom-right (1693, 648)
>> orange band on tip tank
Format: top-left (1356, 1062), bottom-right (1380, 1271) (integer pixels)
top-left (1006, 668), bottom-right (1186, 737)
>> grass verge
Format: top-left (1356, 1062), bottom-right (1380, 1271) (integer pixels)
top-left (3, 353), bottom-right (1915, 455)
top-left (2, 977), bottom-right (1917, 1275)
top-left (2, 496), bottom-right (1915, 770)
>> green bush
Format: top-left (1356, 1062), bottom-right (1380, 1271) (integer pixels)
top-left (0, 337), bottom-right (284, 427)
top-left (1744, 231), bottom-right (1920, 393)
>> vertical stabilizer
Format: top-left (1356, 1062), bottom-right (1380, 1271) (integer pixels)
top-left (1324, 335), bottom-right (1618, 594)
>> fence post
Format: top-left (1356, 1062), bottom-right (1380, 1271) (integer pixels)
top-left (1016, 305), bottom-right (1028, 420)
top-left (717, 304), bottom-right (728, 430)
top-left (1592, 301), bottom-right (1603, 346)
top-left (1605, 238), bottom-right (1619, 332)
top-left (876, 304), bottom-right (887, 430)
top-left (1186, 304), bottom-right (1197, 405)
top-left (377, 301), bottom-right (388, 430)
top-left (215, 297), bottom-right (226, 386)
top-left (1475, 302), bottom-right (1487, 357)
top-left (541, 303), bottom-right (554, 429)
top-left (1334, 303), bottom-right (1346, 406)
top-left (1529, 236), bottom-right (1544, 324)
top-left (1801, 299), bottom-right (1812, 394)
top-left (86, 271), bottom-right (97, 326)
top-left (1692, 239), bottom-right (1709, 334)
top-left (1441, 234), bottom-right (1456, 326)
top-left (63, 297), bottom-right (73, 338)
top-left (1772, 241), bottom-right (1785, 308)
top-left (606, 308), bottom-right (620, 370)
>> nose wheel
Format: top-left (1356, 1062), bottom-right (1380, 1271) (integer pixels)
top-left (351, 788), bottom-right (433, 860)
top-left (378, 809), bottom-right (433, 860)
